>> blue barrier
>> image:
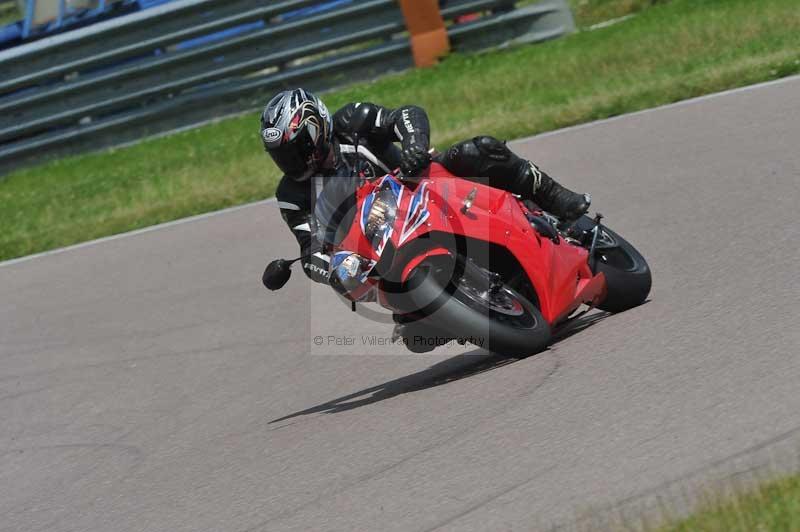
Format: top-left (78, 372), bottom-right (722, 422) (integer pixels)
top-left (0, 22), bottom-right (21, 45)
top-left (281, 0), bottom-right (353, 21)
top-left (171, 20), bottom-right (263, 52)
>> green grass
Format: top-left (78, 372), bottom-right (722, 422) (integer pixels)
top-left (1, 0), bottom-right (800, 261)
top-left (660, 474), bottom-right (800, 531)
top-left (0, 2), bottom-right (20, 26)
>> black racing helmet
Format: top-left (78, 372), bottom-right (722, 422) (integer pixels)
top-left (261, 88), bottom-right (333, 181)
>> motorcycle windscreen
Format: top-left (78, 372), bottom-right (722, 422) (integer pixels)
top-left (314, 174), bottom-right (360, 246)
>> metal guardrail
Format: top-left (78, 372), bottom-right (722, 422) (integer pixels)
top-left (0, 0), bottom-right (574, 173)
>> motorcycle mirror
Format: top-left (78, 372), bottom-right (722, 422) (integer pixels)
top-left (262, 259), bottom-right (293, 290)
top-left (349, 105), bottom-right (377, 135)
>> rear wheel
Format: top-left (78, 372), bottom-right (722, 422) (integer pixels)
top-left (401, 256), bottom-right (551, 357)
top-left (572, 216), bottom-right (652, 312)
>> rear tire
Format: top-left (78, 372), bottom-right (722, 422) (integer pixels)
top-left (401, 256), bottom-right (551, 357)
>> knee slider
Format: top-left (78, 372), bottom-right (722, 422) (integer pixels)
top-left (443, 139), bottom-right (481, 176)
top-left (473, 136), bottom-right (511, 162)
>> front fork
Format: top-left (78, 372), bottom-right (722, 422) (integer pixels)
top-left (587, 213), bottom-right (604, 273)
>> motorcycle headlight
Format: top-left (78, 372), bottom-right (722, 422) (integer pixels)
top-left (332, 252), bottom-right (368, 292)
top-left (361, 177), bottom-right (401, 254)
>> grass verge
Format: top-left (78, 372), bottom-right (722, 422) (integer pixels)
top-left (0, 2), bottom-right (20, 26)
top-left (567, 0), bottom-right (668, 27)
top-left (660, 474), bottom-right (800, 531)
top-left (1, 0), bottom-right (799, 261)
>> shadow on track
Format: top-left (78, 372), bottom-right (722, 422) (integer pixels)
top-left (552, 310), bottom-right (611, 343)
top-left (269, 349), bottom-right (514, 424)
top-left (270, 311), bottom-right (611, 424)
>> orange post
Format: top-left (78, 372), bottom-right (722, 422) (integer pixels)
top-left (398, 0), bottom-right (450, 68)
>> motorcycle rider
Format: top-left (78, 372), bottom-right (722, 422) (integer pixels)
top-left (261, 88), bottom-right (590, 285)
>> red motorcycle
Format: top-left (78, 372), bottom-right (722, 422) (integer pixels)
top-left (266, 162), bottom-right (651, 357)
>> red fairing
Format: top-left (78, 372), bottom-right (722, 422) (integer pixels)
top-left (334, 163), bottom-right (606, 325)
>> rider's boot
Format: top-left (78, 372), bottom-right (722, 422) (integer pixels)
top-left (526, 162), bottom-right (591, 221)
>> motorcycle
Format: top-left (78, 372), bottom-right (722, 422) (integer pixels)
top-left (265, 162), bottom-right (652, 357)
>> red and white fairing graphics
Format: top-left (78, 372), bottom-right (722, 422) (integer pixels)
top-left (334, 162), bottom-right (607, 325)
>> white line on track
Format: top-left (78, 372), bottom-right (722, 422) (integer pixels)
top-left (2, 74), bottom-right (798, 269)
top-left (587, 14), bottom-right (636, 31)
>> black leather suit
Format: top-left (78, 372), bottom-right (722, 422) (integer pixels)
top-left (275, 102), bottom-right (549, 283)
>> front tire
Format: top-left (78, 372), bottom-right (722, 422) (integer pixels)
top-left (400, 256), bottom-right (551, 357)
top-left (573, 217), bottom-right (652, 312)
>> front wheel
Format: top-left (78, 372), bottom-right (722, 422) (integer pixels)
top-left (400, 256), bottom-right (551, 357)
top-left (573, 216), bottom-right (652, 313)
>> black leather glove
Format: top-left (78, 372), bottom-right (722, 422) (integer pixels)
top-left (400, 144), bottom-right (431, 177)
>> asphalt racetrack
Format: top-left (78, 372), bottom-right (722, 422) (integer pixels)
top-left (2, 77), bottom-right (799, 532)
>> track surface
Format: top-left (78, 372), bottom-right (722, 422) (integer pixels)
top-left (2, 77), bottom-right (799, 532)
